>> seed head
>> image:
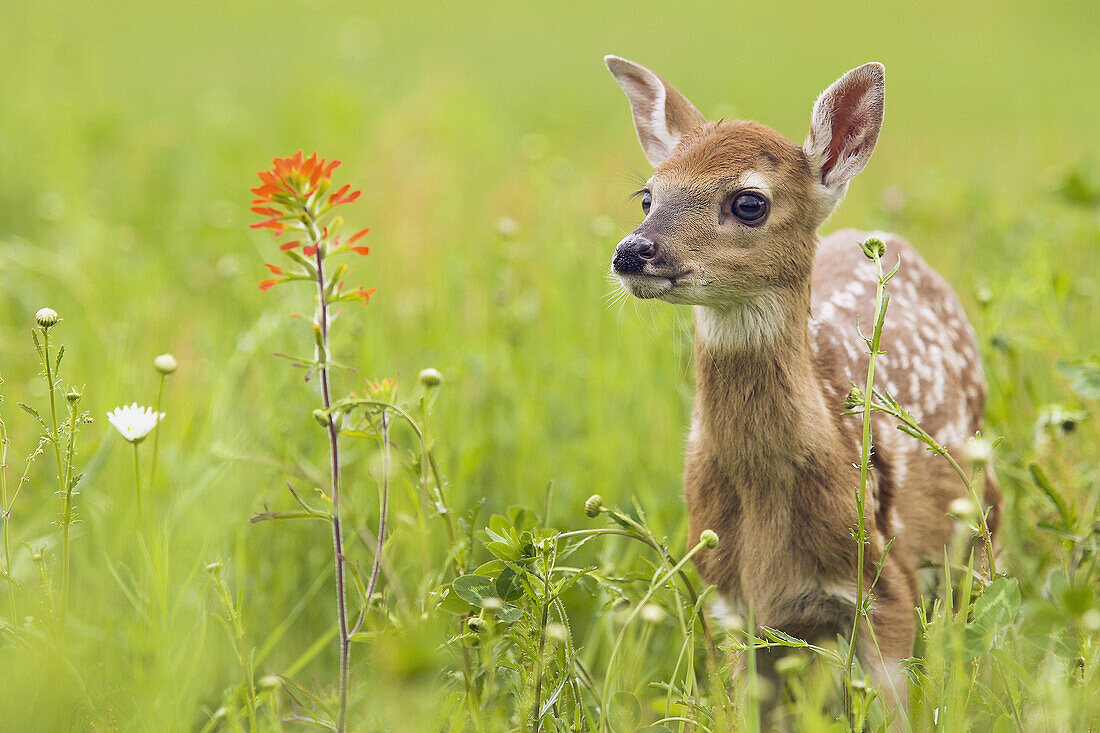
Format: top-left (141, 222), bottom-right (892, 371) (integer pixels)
top-left (34, 307), bottom-right (59, 329)
top-left (700, 529), bottom-right (720, 549)
top-left (859, 237), bottom-right (886, 261)
top-left (154, 353), bottom-right (178, 375)
top-left (584, 494), bottom-right (603, 518)
top-left (419, 368), bottom-right (443, 388)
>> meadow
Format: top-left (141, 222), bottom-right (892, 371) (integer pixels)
top-left (0, 1), bottom-right (1097, 730)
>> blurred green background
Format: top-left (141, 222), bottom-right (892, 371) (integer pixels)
top-left (0, 0), bottom-right (1097, 729)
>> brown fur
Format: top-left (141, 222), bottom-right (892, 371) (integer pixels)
top-left (606, 57), bottom-right (1002, 723)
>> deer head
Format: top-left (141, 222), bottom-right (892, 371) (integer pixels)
top-left (605, 55), bottom-right (885, 348)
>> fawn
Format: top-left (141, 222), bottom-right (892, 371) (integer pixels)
top-left (604, 55), bottom-right (1001, 720)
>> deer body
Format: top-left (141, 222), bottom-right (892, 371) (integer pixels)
top-left (605, 57), bottom-right (1001, 717)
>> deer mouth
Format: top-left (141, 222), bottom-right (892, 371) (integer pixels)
top-left (618, 271), bottom-right (697, 299)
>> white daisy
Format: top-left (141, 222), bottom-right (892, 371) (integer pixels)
top-left (106, 403), bottom-right (165, 443)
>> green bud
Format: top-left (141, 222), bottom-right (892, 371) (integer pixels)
top-left (154, 353), bottom-right (178, 375)
top-left (34, 307), bottom-right (59, 328)
top-left (467, 616), bottom-right (488, 633)
top-left (859, 237), bottom-right (886, 261)
top-left (584, 494), bottom-right (603, 518)
top-left (700, 529), bottom-right (720, 549)
top-left (418, 368), bottom-right (443, 388)
top-left (842, 385), bottom-right (865, 410)
top-left (65, 387), bottom-right (82, 404)
top-left (312, 409), bottom-right (330, 427)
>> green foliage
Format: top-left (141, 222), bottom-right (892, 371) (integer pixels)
top-left (0, 1), bottom-right (1098, 731)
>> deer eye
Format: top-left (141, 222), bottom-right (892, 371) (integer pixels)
top-left (641, 190), bottom-right (652, 214)
top-left (731, 191), bottom-right (768, 225)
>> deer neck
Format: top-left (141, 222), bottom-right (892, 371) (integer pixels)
top-left (691, 282), bottom-right (841, 483)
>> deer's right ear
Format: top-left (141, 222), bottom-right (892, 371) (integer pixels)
top-left (605, 55), bottom-right (705, 167)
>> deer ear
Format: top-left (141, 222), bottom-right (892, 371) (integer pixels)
top-left (605, 55), bottom-right (706, 167)
top-left (804, 62), bottom-right (885, 206)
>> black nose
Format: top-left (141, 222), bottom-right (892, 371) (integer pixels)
top-left (612, 235), bottom-right (659, 274)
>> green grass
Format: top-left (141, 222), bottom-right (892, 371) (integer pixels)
top-left (0, 1), bottom-right (1098, 730)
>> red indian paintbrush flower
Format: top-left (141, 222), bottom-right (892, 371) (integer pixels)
top-left (250, 151), bottom-right (373, 303)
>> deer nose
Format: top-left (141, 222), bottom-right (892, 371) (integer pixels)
top-left (612, 235), bottom-right (659, 274)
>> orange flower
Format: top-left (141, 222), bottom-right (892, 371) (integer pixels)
top-left (350, 287), bottom-right (376, 305)
top-left (250, 150), bottom-right (348, 212)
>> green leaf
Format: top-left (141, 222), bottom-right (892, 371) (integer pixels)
top-left (438, 588), bottom-right (474, 615)
top-left (1029, 463), bottom-right (1075, 526)
top-left (495, 604), bottom-right (523, 623)
top-left (972, 577), bottom-right (1019, 631)
top-left (1057, 357), bottom-right (1100, 399)
top-left (451, 575), bottom-right (497, 606)
top-left (606, 690), bottom-right (640, 733)
top-left (17, 403), bottom-right (51, 435)
top-left (486, 541), bottom-right (521, 562)
top-left (495, 566), bottom-right (524, 602)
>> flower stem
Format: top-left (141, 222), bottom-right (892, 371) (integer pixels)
top-left (133, 442), bottom-right (144, 539)
top-left (40, 328), bottom-right (69, 621)
top-left (0, 406), bottom-right (17, 640)
top-left (308, 218), bottom-right (351, 733)
top-left (844, 253), bottom-right (888, 699)
top-left (147, 374), bottom-right (166, 500)
top-left (363, 411), bottom-right (389, 609)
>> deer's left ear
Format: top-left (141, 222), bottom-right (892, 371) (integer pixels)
top-left (605, 55), bottom-right (706, 167)
top-left (804, 62), bottom-right (885, 208)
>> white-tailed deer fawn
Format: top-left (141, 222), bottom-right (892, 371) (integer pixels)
top-left (604, 55), bottom-right (1001, 720)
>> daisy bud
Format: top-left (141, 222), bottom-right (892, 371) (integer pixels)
top-left (964, 435), bottom-right (993, 468)
top-left (544, 622), bottom-right (567, 644)
top-left (584, 494), bottom-right (603, 518)
top-left (640, 603), bottom-right (664, 624)
top-left (947, 497), bottom-right (978, 522)
top-left (467, 616), bottom-right (488, 634)
top-left (859, 237), bottom-right (886, 261)
top-left (312, 409), bottom-right (330, 427)
top-left (700, 529), bottom-right (719, 549)
top-left (258, 675), bottom-right (281, 690)
top-left (35, 307), bottom-right (59, 329)
top-left (419, 368), bottom-right (443, 388)
top-left (842, 385), bottom-right (864, 409)
top-left (154, 353), bottom-right (178, 375)
top-left (65, 388), bottom-right (82, 404)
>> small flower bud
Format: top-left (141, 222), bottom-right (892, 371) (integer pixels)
top-left (584, 494), bottom-right (603, 518)
top-left (544, 622), bottom-right (567, 644)
top-left (842, 385), bottom-right (865, 409)
top-left (312, 409), bottom-right (330, 427)
top-left (419, 368), bottom-right (443, 387)
top-left (65, 388), bottom-right (82, 404)
top-left (467, 616), bottom-right (488, 633)
top-left (258, 675), bottom-right (281, 690)
top-left (700, 529), bottom-right (719, 549)
top-left (964, 435), bottom-right (993, 468)
top-left (154, 353), bottom-right (178, 375)
top-left (480, 596), bottom-right (503, 611)
top-left (947, 496), bottom-right (978, 522)
top-left (35, 308), bottom-right (59, 328)
top-left (774, 654), bottom-right (807, 676)
top-left (859, 237), bottom-right (886, 260)
top-left (640, 603), bottom-right (664, 624)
